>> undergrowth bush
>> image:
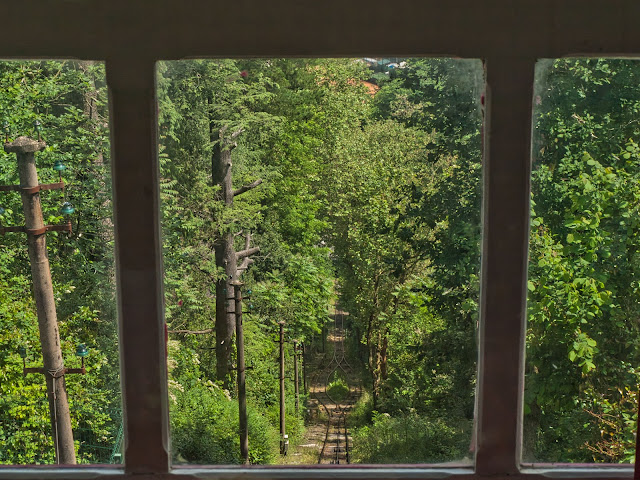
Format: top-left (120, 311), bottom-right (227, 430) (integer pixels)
top-left (351, 412), bottom-right (471, 463)
top-left (170, 383), bottom-right (279, 464)
top-left (263, 398), bottom-right (306, 446)
top-left (326, 373), bottom-right (349, 402)
top-left (349, 391), bottom-right (373, 427)
top-left (247, 406), bottom-right (280, 464)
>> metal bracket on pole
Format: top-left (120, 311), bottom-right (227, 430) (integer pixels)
top-left (0, 225), bottom-right (26, 234)
top-left (0, 220), bottom-right (72, 236)
top-left (23, 367), bottom-right (86, 376)
top-left (0, 181), bottom-right (65, 194)
top-left (23, 357), bottom-right (87, 377)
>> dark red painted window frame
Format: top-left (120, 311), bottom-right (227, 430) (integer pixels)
top-left (1, 1), bottom-right (639, 479)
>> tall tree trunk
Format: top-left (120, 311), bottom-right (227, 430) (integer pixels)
top-left (209, 118), bottom-right (261, 388)
top-left (374, 329), bottom-right (384, 400)
top-left (366, 275), bottom-right (381, 407)
top-left (78, 61), bottom-right (104, 167)
top-left (77, 61), bottom-right (114, 257)
top-left (380, 332), bottom-right (388, 380)
top-left (212, 129), bottom-right (237, 388)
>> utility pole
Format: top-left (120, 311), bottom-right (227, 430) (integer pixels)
top-left (232, 282), bottom-right (249, 464)
top-left (3, 136), bottom-right (76, 464)
top-left (302, 342), bottom-right (307, 395)
top-left (278, 321), bottom-right (287, 455)
top-left (293, 340), bottom-right (300, 416)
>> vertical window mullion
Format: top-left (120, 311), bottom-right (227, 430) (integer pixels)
top-left (107, 58), bottom-right (169, 474)
top-left (475, 57), bottom-right (536, 475)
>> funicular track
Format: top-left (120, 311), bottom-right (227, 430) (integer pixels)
top-left (309, 311), bottom-right (361, 464)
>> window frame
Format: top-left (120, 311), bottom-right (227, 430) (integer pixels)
top-left (1, 1), bottom-right (639, 479)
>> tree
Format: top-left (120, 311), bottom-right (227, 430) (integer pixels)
top-left (526, 58), bottom-right (640, 462)
top-left (0, 60), bottom-right (120, 464)
top-left (159, 60), bottom-right (271, 386)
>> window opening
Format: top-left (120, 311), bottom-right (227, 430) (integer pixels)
top-left (0, 60), bottom-right (122, 465)
top-left (157, 58), bottom-right (483, 465)
top-left (524, 58), bottom-right (640, 465)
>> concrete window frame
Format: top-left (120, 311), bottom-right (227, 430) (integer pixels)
top-left (0, 1), bottom-right (639, 479)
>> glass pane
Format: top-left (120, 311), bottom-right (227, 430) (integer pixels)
top-left (525, 58), bottom-right (640, 464)
top-left (158, 58), bottom-right (483, 465)
top-left (0, 61), bottom-right (122, 465)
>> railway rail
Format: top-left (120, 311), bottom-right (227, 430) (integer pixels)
top-left (309, 310), bottom-right (360, 464)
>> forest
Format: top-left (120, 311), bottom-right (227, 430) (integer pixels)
top-left (0, 57), bottom-right (639, 465)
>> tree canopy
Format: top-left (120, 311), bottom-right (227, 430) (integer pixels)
top-left (1, 57), bottom-right (640, 465)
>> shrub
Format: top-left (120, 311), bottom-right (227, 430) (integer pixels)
top-left (327, 374), bottom-right (350, 402)
top-left (351, 412), bottom-right (471, 463)
top-left (170, 383), bottom-right (279, 464)
top-left (170, 384), bottom-right (238, 464)
top-left (349, 391), bottom-right (373, 428)
top-left (247, 406), bottom-right (279, 464)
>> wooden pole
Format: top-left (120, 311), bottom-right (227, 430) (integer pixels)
top-left (233, 283), bottom-right (249, 464)
top-left (5, 136), bottom-right (76, 464)
top-left (279, 321), bottom-right (286, 454)
top-left (302, 342), bottom-right (307, 395)
top-left (293, 340), bottom-right (299, 416)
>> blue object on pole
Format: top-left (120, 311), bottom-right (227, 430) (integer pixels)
top-left (76, 344), bottom-right (89, 357)
top-left (53, 160), bottom-right (67, 172)
top-left (61, 202), bottom-right (75, 215)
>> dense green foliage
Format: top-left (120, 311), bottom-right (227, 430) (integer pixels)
top-left (525, 59), bottom-right (640, 462)
top-left (2, 57), bottom-right (640, 466)
top-left (0, 61), bottom-right (120, 464)
top-left (155, 57), bottom-right (483, 463)
top-left (326, 373), bottom-right (350, 402)
top-left (352, 412), bottom-right (470, 464)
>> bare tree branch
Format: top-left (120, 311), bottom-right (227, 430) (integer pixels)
top-left (236, 246), bottom-right (260, 260)
top-left (230, 128), bottom-right (244, 139)
top-left (235, 233), bottom-right (255, 278)
top-left (233, 179), bottom-right (263, 197)
top-left (236, 257), bottom-right (254, 276)
top-left (219, 127), bottom-right (244, 152)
